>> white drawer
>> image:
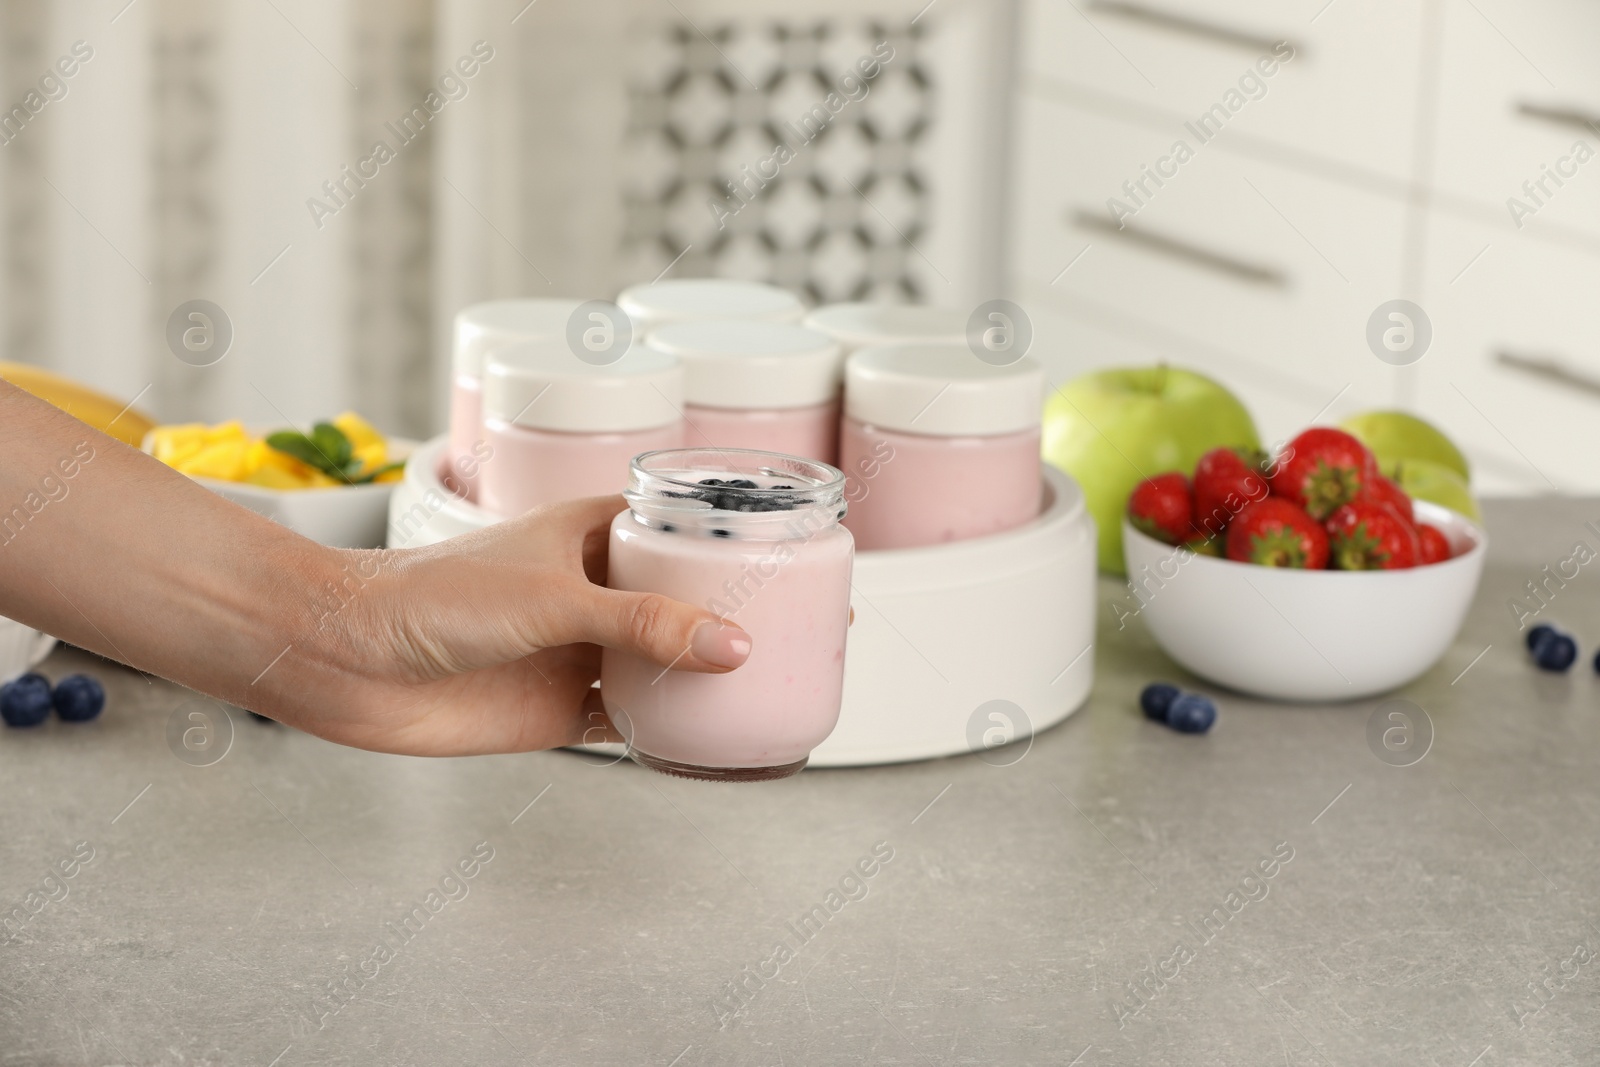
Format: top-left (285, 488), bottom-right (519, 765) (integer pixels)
top-left (1413, 213), bottom-right (1600, 494)
top-left (1018, 0), bottom-right (1423, 181)
top-left (1011, 97), bottom-right (1406, 410)
top-left (1431, 0), bottom-right (1600, 238)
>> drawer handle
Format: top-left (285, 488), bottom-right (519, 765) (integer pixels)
top-left (1087, 0), bottom-right (1300, 56)
top-left (1072, 209), bottom-right (1288, 287)
top-left (1514, 100), bottom-right (1600, 134)
top-left (1496, 348), bottom-right (1600, 398)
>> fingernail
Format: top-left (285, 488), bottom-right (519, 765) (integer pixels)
top-left (692, 622), bottom-right (752, 669)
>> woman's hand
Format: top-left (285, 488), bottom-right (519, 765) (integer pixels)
top-left (276, 495), bottom-right (751, 756)
top-left (0, 381), bottom-right (747, 757)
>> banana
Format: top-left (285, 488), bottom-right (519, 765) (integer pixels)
top-left (0, 361), bottom-right (155, 447)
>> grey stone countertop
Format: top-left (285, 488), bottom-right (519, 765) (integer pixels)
top-left (3, 497), bottom-right (1599, 1067)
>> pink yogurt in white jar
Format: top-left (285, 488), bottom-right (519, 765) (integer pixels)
top-left (645, 320), bottom-right (843, 464)
top-left (616, 278), bottom-right (804, 333)
top-left (600, 449), bottom-right (854, 781)
top-left (839, 344), bottom-right (1044, 551)
top-left (448, 299), bottom-right (582, 501)
top-left (478, 341), bottom-right (684, 517)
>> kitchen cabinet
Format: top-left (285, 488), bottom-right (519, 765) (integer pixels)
top-left (1013, 97), bottom-right (1403, 424)
top-left (1020, 0), bottom-right (1424, 184)
top-left (1011, 0), bottom-right (1600, 494)
top-left (1415, 214), bottom-right (1600, 494)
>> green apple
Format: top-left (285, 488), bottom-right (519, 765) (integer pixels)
top-left (1387, 458), bottom-right (1482, 524)
top-left (1043, 365), bottom-right (1259, 574)
top-left (1339, 410), bottom-right (1470, 483)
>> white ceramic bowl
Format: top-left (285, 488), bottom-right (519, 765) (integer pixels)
top-left (0, 614), bottom-right (56, 684)
top-left (143, 431), bottom-right (413, 549)
top-left (1122, 500), bottom-right (1487, 702)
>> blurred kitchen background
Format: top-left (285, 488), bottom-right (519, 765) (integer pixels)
top-left (1, 0), bottom-right (1594, 496)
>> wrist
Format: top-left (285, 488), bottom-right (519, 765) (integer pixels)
top-left (240, 540), bottom-right (383, 720)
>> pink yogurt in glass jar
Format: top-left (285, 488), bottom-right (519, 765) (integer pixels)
top-left (839, 344), bottom-right (1045, 552)
top-left (616, 278), bottom-right (804, 333)
top-left (600, 449), bottom-right (854, 781)
top-left (478, 341), bottom-right (685, 517)
top-left (448, 299), bottom-right (582, 501)
top-left (645, 320), bottom-right (843, 464)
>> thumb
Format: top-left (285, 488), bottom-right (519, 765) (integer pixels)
top-left (567, 585), bottom-right (752, 673)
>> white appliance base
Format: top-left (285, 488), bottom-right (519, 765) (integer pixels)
top-left (388, 436), bottom-right (1097, 767)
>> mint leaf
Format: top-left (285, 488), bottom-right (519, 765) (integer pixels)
top-left (267, 424), bottom-right (357, 481)
top-left (309, 422), bottom-right (353, 473)
top-left (265, 430), bottom-right (325, 469)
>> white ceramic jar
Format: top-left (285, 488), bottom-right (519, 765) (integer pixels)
top-left (839, 345), bottom-right (1045, 551)
top-left (802, 303), bottom-right (968, 356)
top-left (644, 320), bottom-right (843, 463)
top-left (616, 279), bottom-right (804, 333)
top-left (478, 341), bottom-right (684, 517)
top-left (448, 299), bottom-right (582, 501)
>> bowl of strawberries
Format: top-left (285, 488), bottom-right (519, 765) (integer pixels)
top-left (1120, 427), bottom-right (1487, 702)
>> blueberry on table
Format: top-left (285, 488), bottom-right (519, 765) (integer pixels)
top-left (1166, 693), bottom-right (1217, 734)
top-left (1531, 631), bottom-right (1577, 672)
top-left (1139, 682), bottom-right (1181, 722)
top-left (1, 673), bottom-right (54, 727)
top-left (1525, 623), bottom-right (1557, 652)
top-left (51, 674), bottom-right (105, 722)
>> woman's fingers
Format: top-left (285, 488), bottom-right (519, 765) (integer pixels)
top-left (540, 493), bottom-right (629, 580)
top-left (551, 584), bottom-right (751, 673)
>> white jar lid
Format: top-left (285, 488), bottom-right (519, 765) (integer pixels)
top-left (453, 299), bottom-right (584, 380)
top-left (645, 320), bottom-right (842, 410)
top-left (845, 344), bottom-right (1043, 437)
top-left (616, 279), bottom-right (804, 330)
top-left (482, 340), bottom-right (684, 433)
top-left (803, 303), bottom-right (969, 350)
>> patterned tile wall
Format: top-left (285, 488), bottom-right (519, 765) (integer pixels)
top-left (619, 17), bottom-right (936, 304)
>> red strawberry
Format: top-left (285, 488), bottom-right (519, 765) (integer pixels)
top-left (1269, 428), bottom-right (1377, 520)
top-left (1325, 501), bottom-right (1420, 570)
top-left (1127, 472), bottom-right (1195, 546)
top-left (1226, 498), bottom-right (1330, 569)
top-left (1183, 535), bottom-right (1224, 558)
top-left (1362, 473), bottom-right (1414, 525)
top-left (1192, 447), bottom-right (1270, 539)
top-left (1417, 524), bottom-right (1452, 565)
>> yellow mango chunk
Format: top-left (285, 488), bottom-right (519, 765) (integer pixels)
top-left (149, 423), bottom-right (209, 467)
top-left (244, 465), bottom-right (313, 490)
top-left (350, 442), bottom-right (388, 475)
top-left (332, 412), bottom-right (385, 453)
top-left (179, 438), bottom-right (250, 481)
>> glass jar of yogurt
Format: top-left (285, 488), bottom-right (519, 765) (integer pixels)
top-left (600, 448), bottom-right (854, 781)
top-left (448, 299), bottom-right (583, 501)
top-left (478, 341), bottom-right (684, 517)
top-left (617, 279), bottom-right (804, 333)
top-left (839, 344), bottom-right (1044, 551)
top-left (645, 320), bottom-right (844, 464)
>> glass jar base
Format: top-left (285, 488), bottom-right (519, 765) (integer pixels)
top-left (629, 749), bottom-right (808, 782)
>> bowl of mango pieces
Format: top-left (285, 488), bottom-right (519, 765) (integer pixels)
top-left (143, 412), bottom-right (410, 548)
